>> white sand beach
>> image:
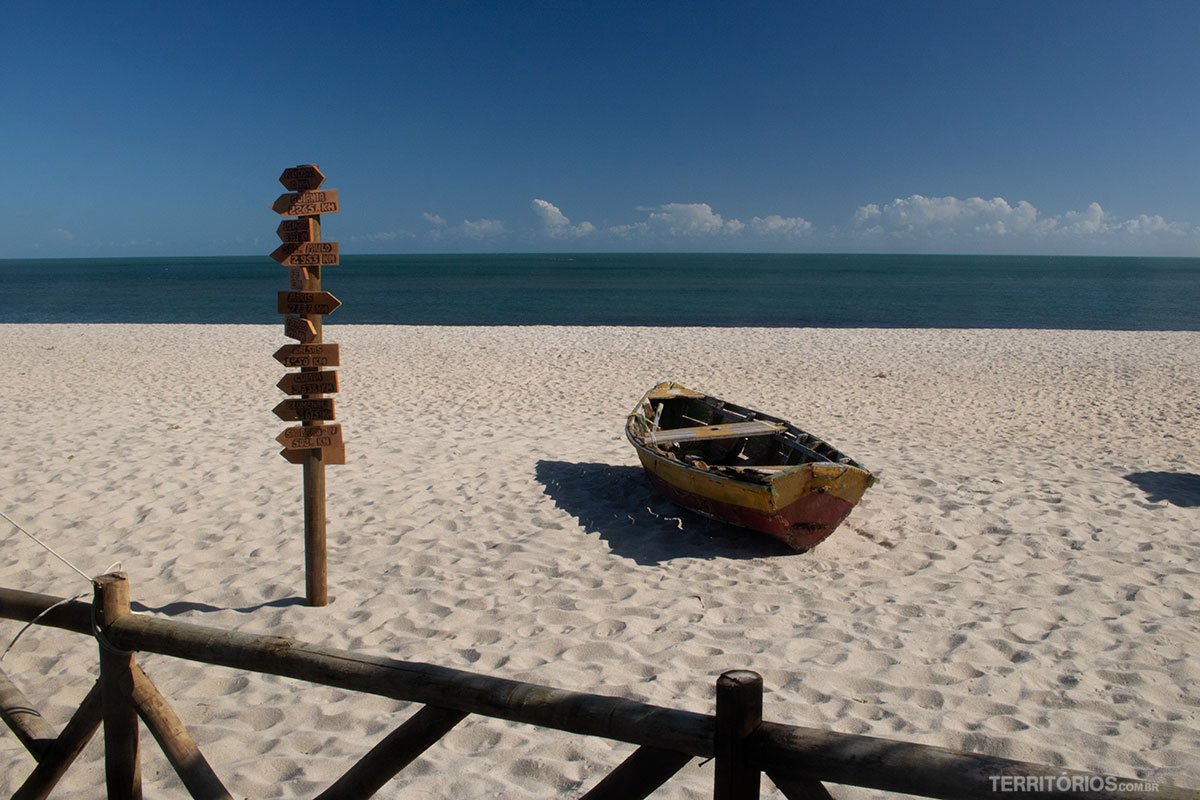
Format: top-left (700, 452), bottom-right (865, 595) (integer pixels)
top-left (1, 324), bottom-right (1197, 797)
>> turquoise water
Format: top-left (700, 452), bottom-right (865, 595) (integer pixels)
top-left (2, 253), bottom-right (1198, 328)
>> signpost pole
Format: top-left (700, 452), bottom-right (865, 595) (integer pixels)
top-left (271, 163), bottom-right (342, 608)
top-left (302, 243), bottom-right (328, 607)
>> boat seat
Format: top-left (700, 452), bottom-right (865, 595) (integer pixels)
top-left (645, 420), bottom-right (786, 446)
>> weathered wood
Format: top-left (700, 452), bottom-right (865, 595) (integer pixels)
top-left (277, 217), bottom-right (319, 243)
top-left (279, 164), bottom-right (326, 192)
top-left (0, 587), bottom-right (92, 634)
top-left (314, 705), bottom-right (467, 800)
top-left (579, 745), bottom-right (692, 800)
top-left (277, 423), bottom-right (343, 450)
top-left (131, 664), bottom-right (232, 800)
top-left (101, 612), bottom-right (716, 757)
top-left (271, 189), bottom-right (339, 216)
top-left (273, 398), bottom-right (336, 422)
top-left (277, 290), bottom-right (342, 316)
top-left (0, 666), bottom-right (57, 759)
top-left (645, 421), bottom-right (785, 446)
top-left (2, 586), bottom-right (1193, 800)
top-left (284, 315), bottom-right (317, 343)
top-left (14, 681), bottom-right (103, 800)
top-left (281, 443), bottom-right (346, 465)
top-left (94, 573), bottom-right (141, 800)
top-left (751, 721), bottom-right (1192, 800)
top-left (765, 769), bottom-right (835, 800)
top-left (303, 448), bottom-right (328, 606)
top-left (646, 386), bottom-right (706, 400)
top-left (277, 370), bottom-right (339, 396)
top-left (272, 242), bottom-right (340, 268)
top-left (715, 670), bottom-right (763, 800)
top-left (273, 343), bottom-right (340, 368)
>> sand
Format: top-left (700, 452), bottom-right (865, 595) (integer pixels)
top-left (1, 324), bottom-right (1197, 798)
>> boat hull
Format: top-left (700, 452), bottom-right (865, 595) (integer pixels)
top-left (632, 446), bottom-right (869, 552)
top-left (642, 469), bottom-right (856, 552)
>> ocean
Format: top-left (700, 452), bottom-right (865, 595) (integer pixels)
top-left (2, 253), bottom-right (1198, 329)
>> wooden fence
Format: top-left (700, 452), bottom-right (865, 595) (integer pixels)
top-left (0, 574), bottom-right (1193, 800)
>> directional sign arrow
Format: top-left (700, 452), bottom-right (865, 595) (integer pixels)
top-left (283, 316), bottom-right (317, 343)
top-left (279, 164), bottom-right (326, 192)
top-left (277, 218), bottom-right (319, 243)
top-left (278, 291), bottom-right (341, 316)
top-left (271, 189), bottom-right (339, 217)
top-left (274, 343), bottom-right (340, 368)
top-left (277, 370), bottom-right (339, 396)
top-left (271, 241), bottom-right (339, 267)
top-left (277, 423), bottom-right (343, 450)
top-left (273, 398), bottom-right (336, 422)
top-left (280, 443), bottom-right (346, 465)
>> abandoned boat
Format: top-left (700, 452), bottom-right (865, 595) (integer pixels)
top-left (626, 382), bottom-right (874, 551)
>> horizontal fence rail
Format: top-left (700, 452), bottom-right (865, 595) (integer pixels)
top-left (1, 583), bottom-right (1195, 800)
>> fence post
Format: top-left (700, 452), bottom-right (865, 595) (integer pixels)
top-left (714, 670), bottom-right (762, 800)
top-left (94, 572), bottom-right (141, 800)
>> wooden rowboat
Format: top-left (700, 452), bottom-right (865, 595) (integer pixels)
top-left (626, 382), bottom-right (874, 551)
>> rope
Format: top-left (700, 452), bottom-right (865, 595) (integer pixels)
top-left (0, 509), bottom-right (93, 582)
top-left (1, 508), bottom-right (128, 659)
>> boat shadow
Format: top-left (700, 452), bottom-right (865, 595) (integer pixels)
top-left (534, 460), bottom-right (794, 565)
top-left (1124, 471), bottom-right (1200, 508)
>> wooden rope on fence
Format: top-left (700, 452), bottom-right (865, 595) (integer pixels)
top-left (1, 578), bottom-right (1195, 800)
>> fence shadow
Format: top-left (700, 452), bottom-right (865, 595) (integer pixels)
top-left (1124, 471), bottom-right (1200, 508)
top-left (131, 597), bottom-right (306, 616)
top-left (534, 460), bottom-right (793, 565)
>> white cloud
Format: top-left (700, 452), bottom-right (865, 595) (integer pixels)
top-left (350, 230), bottom-right (410, 242)
top-left (460, 218), bottom-right (507, 238)
top-left (609, 203), bottom-right (745, 238)
top-left (849, 194), bottom-right (1195, 249)
top-left (422, 212), bottom-right (507, 240)
top-left (531, 198), bottom-right (595, 238)
top-left (851, 195), bottom-right (1045, 239)
top-left (647, 203), bottom-right (744, 235)
top-left (46, 227), bottom-right (74, 241)
top-left (749, 214), bottom-right (813, 236)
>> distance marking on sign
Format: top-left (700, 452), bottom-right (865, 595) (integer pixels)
top-left (277, 370), bottom-right (339, 396)
top-left (271, 241), bottom-right (339, 267)
top-left (279, 442), bottom-right (346, 465)
top-left (276, 423), bottom-right (343, 450)
top-left (273, 343), bottom-right (340, 368)
top-left (283, 316), bottom-right (317, 343)
top-left (277, 218), bottom-right (319, 243)
top-left (273, 397), bottom-right (336, 421)
top-left (278, 290), bottom-right (341, 316)
top-left (279, 164), bottom-right (326, 192)
top-left (271, 189), bottom-right (339, 217)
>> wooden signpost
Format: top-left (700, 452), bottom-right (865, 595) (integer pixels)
top-left (271, 241), bottom-right (339, 267)
top-left (271, 163), bottom-right (342, 606)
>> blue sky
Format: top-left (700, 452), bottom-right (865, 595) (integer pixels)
top-left (3, 1), bottom-right (1199, 257)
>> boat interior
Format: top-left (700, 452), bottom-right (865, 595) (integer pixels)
top-left (632, 388), bottom-right (860, 478)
